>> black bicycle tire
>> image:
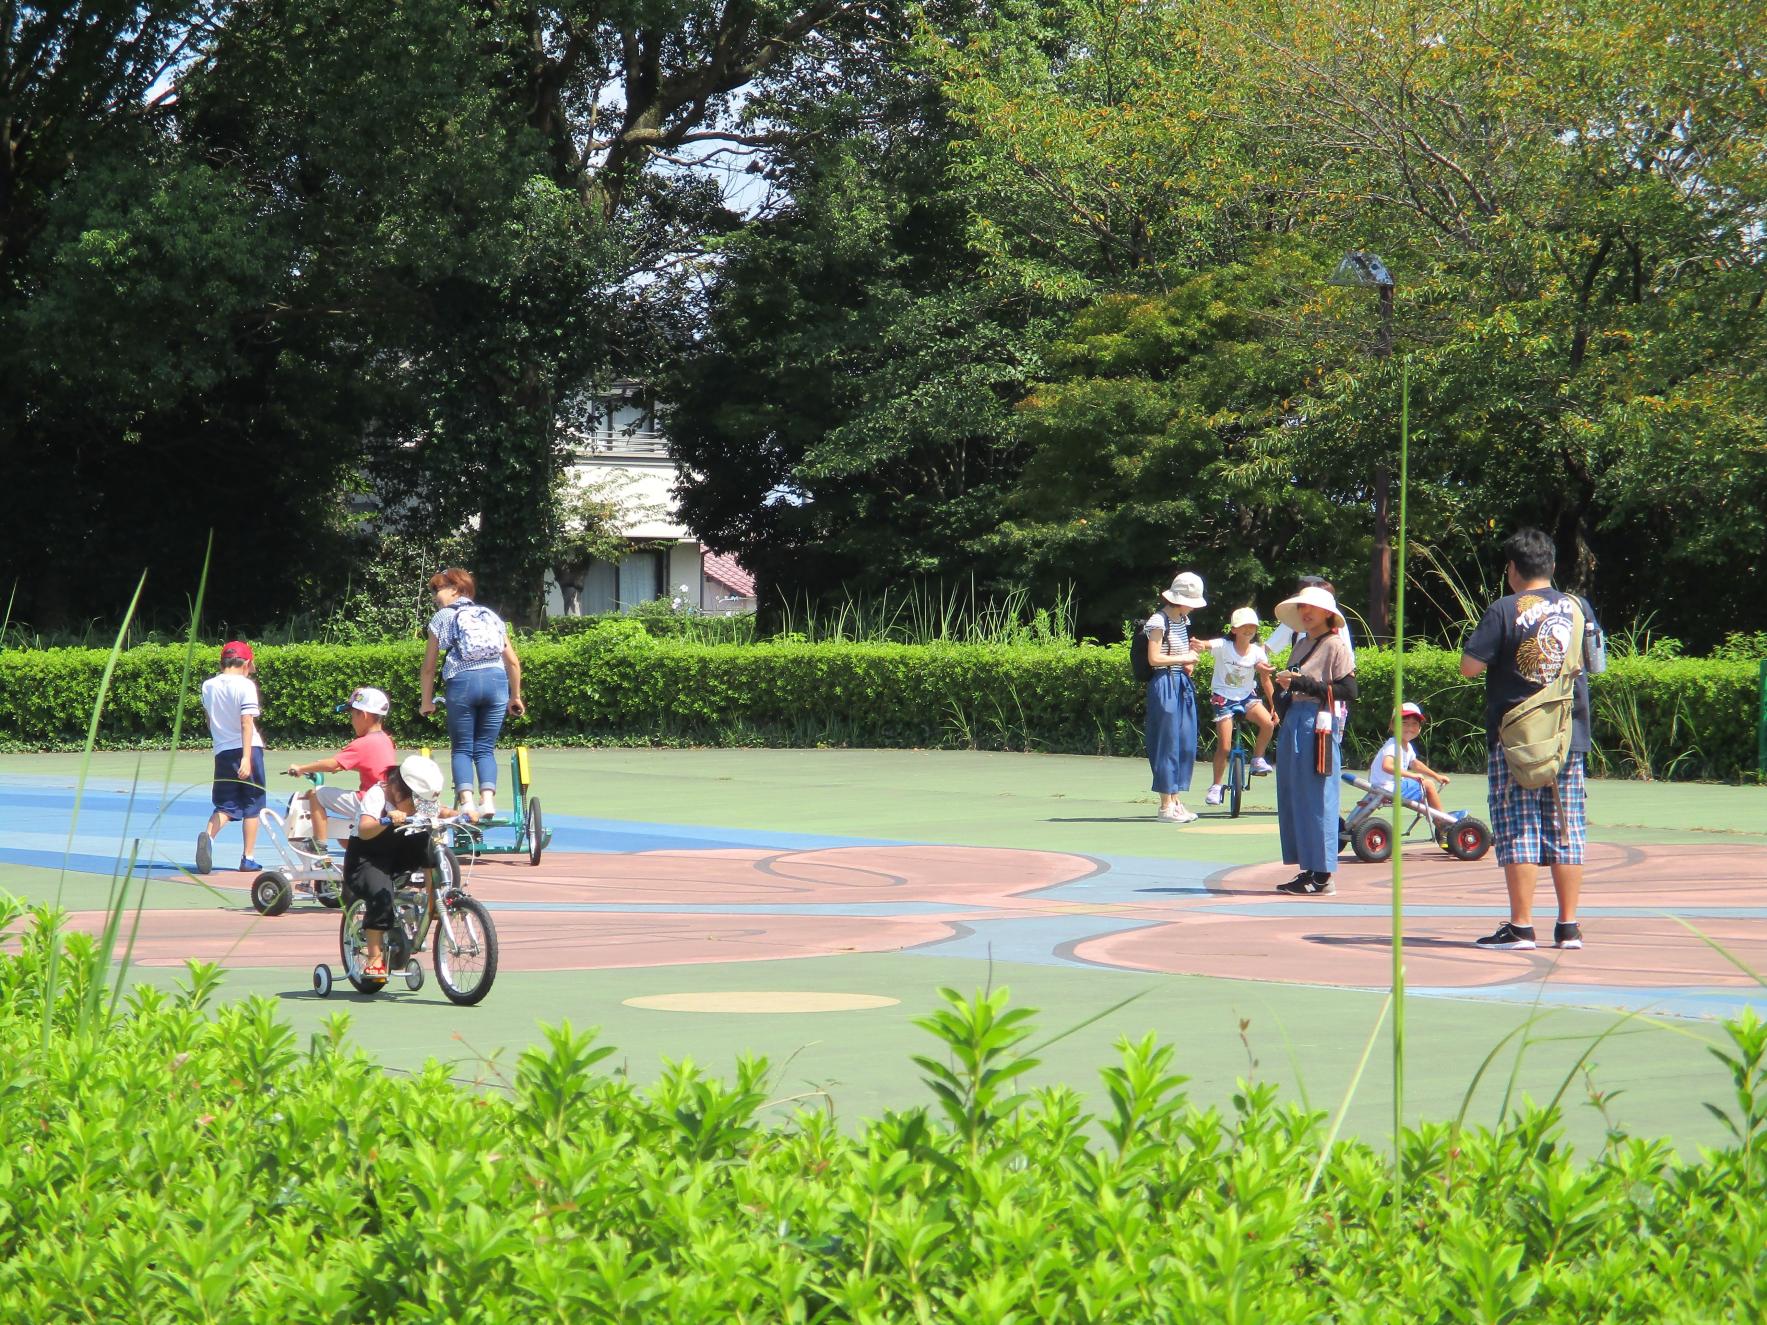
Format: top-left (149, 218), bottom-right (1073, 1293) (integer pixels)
top-left (433, 894), bottom-right (498, 1006)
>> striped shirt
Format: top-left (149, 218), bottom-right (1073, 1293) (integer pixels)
top-left (1142, 611), bottom-right (1190, 670)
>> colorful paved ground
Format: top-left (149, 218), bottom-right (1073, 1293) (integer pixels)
top-left (3, 748), bottom-right (1764, 1151)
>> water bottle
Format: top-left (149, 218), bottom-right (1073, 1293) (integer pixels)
top-left (1581, 599), bottom-right (1607, 675)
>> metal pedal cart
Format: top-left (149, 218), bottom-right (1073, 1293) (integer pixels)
top-left (421, 745), bottom-right (552, 866)
top-left (1337, 772), bottom-right (1491, 864)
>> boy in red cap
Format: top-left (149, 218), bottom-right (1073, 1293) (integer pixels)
top-left (196, 641), bottom-right (267, 873)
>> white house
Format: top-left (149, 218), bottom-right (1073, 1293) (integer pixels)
top-left (543, 381), bottom-right (757, 616)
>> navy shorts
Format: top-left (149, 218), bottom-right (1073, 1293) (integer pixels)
top-left (212, 747), bottom-right (267, 820)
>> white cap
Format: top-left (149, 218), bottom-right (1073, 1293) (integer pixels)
top-left (399, 755), bottom-right (444, 798)
top-left (347, 686), bottom-right (391, 716)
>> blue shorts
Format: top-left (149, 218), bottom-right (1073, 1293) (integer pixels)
top-left (1370, 777), bottom-right (1425, 803)
top-left (212, 747), bottom-right (267, 820)
top-left (1211, 694), bottom-right (1265, 722)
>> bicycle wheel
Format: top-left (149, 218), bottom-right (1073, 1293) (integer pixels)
top-left (1227, 750), bottom-right (1245, 818)
top-left (525, 797), bottom-right (544, 866)
top-left (433, 894), bottom-right (498, 1006)
top-left (340, 900), bottom-right (386, 994)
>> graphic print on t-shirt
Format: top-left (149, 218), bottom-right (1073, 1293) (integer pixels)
top-left (1512, 593), bottom-right (1578, 685)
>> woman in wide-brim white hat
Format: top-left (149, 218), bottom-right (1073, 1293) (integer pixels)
top-left (1270, 584), bottom-right (1358, 894)
top-left (1142, 572), bottom-right (1206, 823)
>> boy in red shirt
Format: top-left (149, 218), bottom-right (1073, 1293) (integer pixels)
top-left (285, 686), bottom-right (397, 852)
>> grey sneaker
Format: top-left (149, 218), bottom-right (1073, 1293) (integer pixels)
top-left (194, 831), bottom-right (213, 875)
top-left (1554, 921), bottom-right (1584, 950)
top-left (1475, 922), bottom-right (1537, 951)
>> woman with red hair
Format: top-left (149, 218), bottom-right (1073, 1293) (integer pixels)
top-left (419, 568), bottom-right (526, 821)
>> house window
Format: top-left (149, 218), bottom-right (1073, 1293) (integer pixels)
top-left (582, 561), bottom-right (618, 615)
top-left (616, 550), bottom-right (664, 607)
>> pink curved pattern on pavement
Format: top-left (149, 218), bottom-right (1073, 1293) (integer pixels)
top-left (1078, 844), bottom-right (1767, 988)
top-left (65, 906), bottom-right (962, 971)
top-left (52, 840), bottom-right (1767, 991)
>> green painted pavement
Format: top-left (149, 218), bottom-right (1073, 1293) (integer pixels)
top-left (3, 747), bottom-right (1764, 1154)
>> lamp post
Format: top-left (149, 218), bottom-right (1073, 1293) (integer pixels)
top-left (1330, 251), bottom-right (1396, 642)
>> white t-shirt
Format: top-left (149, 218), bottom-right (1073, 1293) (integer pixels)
top-left (354, 783), bottom-right (387, 835)
top-left (1211, 641), bottom-right (1269, 702)
top-left (200, 672), bottom-right (263, 752)
top-left (1368, 737), bottom-right (1414, 792)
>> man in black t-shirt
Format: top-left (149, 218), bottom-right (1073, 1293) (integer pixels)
top-left (1459, 529), bottom-right (1591, 954)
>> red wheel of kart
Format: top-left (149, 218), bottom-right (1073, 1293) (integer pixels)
top-left (1350, 818), bottom-right (1393, 863)
top-left (1448, 818), bottom-right (1491, 861)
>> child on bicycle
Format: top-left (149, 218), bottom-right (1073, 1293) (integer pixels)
top-left (1370, 702), bottom-right (1450, 813)
top-left (342, 754), bottom-right (447, 979)
top-left (1196, 607), bottom-right (1277, 807)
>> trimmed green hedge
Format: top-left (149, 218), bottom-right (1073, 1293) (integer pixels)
top-left (1, 629), bottom-right (1759, 778)
top-left (3, 914), bottom-right (1766, 1321)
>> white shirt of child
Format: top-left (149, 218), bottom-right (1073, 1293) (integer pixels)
top-left (1368, 737), bottom-right (1414, 793)
top-left (200, 673), bottom-right (264, 752)
top-left (1213, 641), bottom-right (1269, 702)
top-left (354, 784), bottom-right (387, 834)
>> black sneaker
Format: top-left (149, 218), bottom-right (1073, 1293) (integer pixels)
top-left (194, 831), bottom-right (213, 875)
top-left (1475, 922), bottom-right (1537, 951)
top-left (1276, 872), bottom-right (1336, 896)
top-left (1554, 921), bottom-right (1584, 950)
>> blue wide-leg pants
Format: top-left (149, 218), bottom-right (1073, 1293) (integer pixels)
top-left (1145, 669), bottom-right (1197, 794)
top-left (1277, 699), bottom-right (1341, 874)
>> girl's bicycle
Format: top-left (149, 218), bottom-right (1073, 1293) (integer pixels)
top-left (311, 815), bottom-right (499, 1005)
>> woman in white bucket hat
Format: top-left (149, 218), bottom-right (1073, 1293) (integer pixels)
top-left (1142, 572), bottom-right (1206, 823)
top-left (1270, 585), bottom-right (1359, 893)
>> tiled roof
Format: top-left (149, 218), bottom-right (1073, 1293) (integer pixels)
top-left (701, 547), bottom-right (757, 599)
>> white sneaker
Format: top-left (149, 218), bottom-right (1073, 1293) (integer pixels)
top-left (1250, 756), bottom-right (1275, 775)
top-left (1205, 785), bottom-right (1225, 806)
top-left (1172, 806), bottom-right (1199, 824)
top-left (1157, 805), bottom-right (1181, 822)
top-left (478, 792), bottom-right (497, 823)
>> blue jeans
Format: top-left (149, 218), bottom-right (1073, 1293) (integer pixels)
top-left (445, 665), bottom-right (508, 792)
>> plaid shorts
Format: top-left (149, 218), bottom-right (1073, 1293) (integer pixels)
top-left (1487, 745), bottom-right (1587, 867)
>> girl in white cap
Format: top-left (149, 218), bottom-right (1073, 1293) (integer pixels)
top-left (1197, 607), bottom-right (1277, 805)
top-left (1143, 572), bottom-right (1206, 823)
top-left (1270, 585), bottom-right (1359, 893)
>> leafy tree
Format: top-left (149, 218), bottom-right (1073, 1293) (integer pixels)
top-left (664, 1), bottom-right (1049, 611)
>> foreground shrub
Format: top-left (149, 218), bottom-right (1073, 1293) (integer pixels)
top-left (1, 901), bottom-right (1764, 1321)
top-left (0, 630), bottom-right (1758, 777)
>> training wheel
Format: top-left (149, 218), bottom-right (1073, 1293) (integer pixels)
top-left (405, 960), bottom-right (424, 992)
top-left (313, 964), bottom-right (333, 998)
